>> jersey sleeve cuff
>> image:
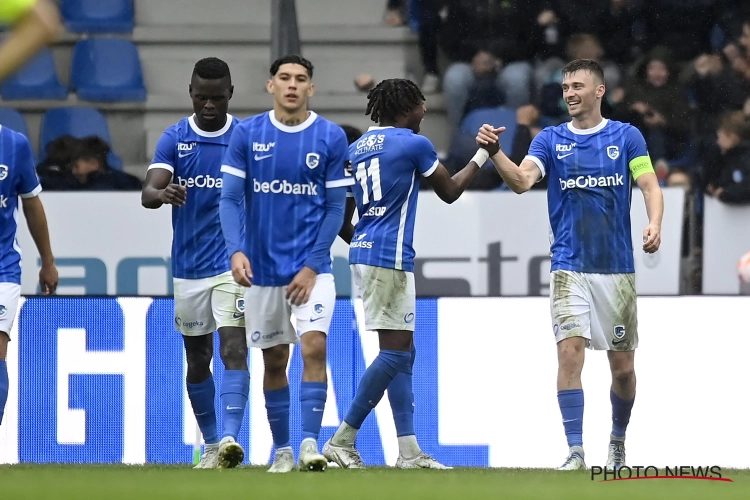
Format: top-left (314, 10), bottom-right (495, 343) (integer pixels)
top-left (147, 163), bottom-right (174, 173)
top-left (524, 155), bottom-right (546, 181)
top-left (422, 159), bottom-right (439, 178)
top-left (221, 165), bottom-right (246, 179)
top-left (326, 178), bottom-right (355, 189)
top-left (20, 184), bottom-right (42, 198)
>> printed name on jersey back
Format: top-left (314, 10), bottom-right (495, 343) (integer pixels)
top-left (354, 133), bottom-right (386, 155)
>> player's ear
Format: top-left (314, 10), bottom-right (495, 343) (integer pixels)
top-left (307, 82), bottom-right (315, 98)
top-left (596, 84), bottom-right (606, 99)
top-left (227, 85), bottom-right (234, 100)
top-left (266, 79), bottom-right (274, 95)
top-left (188, 84), bottom-right (192, 97)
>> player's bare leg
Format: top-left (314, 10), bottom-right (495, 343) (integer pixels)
top-left (0, 332), bottom-right (9, 428)
top-left (263, 344), bottom-right (295, 473)
top-left (556, 337), bottom-right (586, 470)
top-left (183, 334), bottom-right (221, 469)
top-left (606, 350), bottom-right (635, 470)
top-left (215, 326), bottom-right (249, 469)
top-left (298, 330), bottom-right (328, 471)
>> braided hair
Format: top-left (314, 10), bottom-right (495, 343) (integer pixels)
top-left (365, 78), bottom-right (425, 124)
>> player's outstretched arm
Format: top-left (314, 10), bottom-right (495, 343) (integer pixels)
top-left (338, 195), bottom-right (357, 244)
top-left (0, 0), bottom-right (60, 82)
top-left (427, 143), bottom-right (499, 204)
top-left (21, 195), bottom-right (58, 295)
top-left (141, 168), bottom-right (186, 208)
top-left (636, 172), bottom-right (663, 254)
top-left (476, 125), bottom-right (541, 193)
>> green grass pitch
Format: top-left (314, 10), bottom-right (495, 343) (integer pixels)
top-left (2, 466), bottom-right (749, 500)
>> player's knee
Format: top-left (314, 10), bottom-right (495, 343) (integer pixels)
top-left (185, 346), bottom-right (212, 383)
top-left (219, 328), bottom-right (248, 370)
top-left (262, 345), bottom-right (289, 376)
top-left (0, 331), bottom-right (8, 360)
top-left (301, 332), bottom-right (327, 367)
top-left (612, 365), bottom-right (635, 386)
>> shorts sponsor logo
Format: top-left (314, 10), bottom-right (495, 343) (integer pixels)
top-left (174, 316), bottom-right (181, 327)
top-left (560, 322), bottom-right (579, 331)
top-left (404, 312), bottom-right (415, 324)
top-left (181, 320), bottom-right (204, 329)
top-left (251, 330), bottom-right (283, 343)
top-left (0, 304), bottom-right (6, 318)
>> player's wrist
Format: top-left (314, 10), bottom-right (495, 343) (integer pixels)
top-left (471, 148), bottom-right (490, 168)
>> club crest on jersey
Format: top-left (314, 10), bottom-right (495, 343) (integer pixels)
top-left (614, 325), bottom-right (626, 339)
top-left (306, 152), bottom-right (320, 169)
top-left (607, 146), bottom-right (620, 160)
top-left (0, 165), bottom-right (7, 180)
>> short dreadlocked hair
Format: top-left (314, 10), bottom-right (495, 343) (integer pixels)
top-left (365, 78), bottom-right (425, 124)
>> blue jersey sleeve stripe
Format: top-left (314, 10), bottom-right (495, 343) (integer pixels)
top-left (19, 184), bottom-right (42, 198)
top-left (148, 162), bottom-right (174, 173)
top-left (326, 178), bottom-right (355, 189)
top-left (524, 155), bottom-right (546, 179)
top-left (421, 159), bottom-right (439, 177)
top-left (221, 165), bottom-right (246, 179)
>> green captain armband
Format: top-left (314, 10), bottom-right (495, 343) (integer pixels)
top-left (629, 155), bottom-right (654, 180)
top-left (0, 0), bottom-right (37, 25)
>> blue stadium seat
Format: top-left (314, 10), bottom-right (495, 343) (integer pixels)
top-left (459, 107), bottom-right (518, 158)
top-left (0, 108), bottom-right (29, 137)
top-left (0, 48), bottom-right (67, 100)
top-left (60, 0), bottom-right (134, 33)
top-left (40, 107), bottom-right (123, 169)
top-left (71, 38), bottom-right (146, 102)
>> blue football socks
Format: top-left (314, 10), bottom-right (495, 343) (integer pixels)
top-left (301, 381), bottom-right (327, 442)
top-left (265, 386), bottom-right (291, 449)
top-left (220, 370), bottom-right (249, 440)
top-left (558, 389), bottom-right (584, 448)
top-left (610, 390), bottom-right (634, 439)
top-left (0, 360), bottom-right (8, 426)
top-left (344, 350), bottom-right (411, 429)
top-left (186, 375), bottom-right (219, 444)
top-left (387, 345), bottom-right (416, 437)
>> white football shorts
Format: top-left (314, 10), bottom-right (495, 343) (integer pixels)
top-left (0, 283), bottom-right (21, 340)
top-left (351, 264), bottom-right (416, 332)
top-left (244, 273), bottom-right (336, 349)
top-left (550, 270), bottom-right (638, 351)
top-left (173, 271), bottom-right (245, 336)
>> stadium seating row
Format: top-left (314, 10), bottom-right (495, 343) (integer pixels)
top-left (0, 38), bottom-right (145, 102)
top-left (0, 107), bottom-right (123, 169)
top-left (60, 0), bottom-right (134, 33)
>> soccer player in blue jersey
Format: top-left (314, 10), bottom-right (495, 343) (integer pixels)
top-left (220, 54), bottom-right (353, 473)
top-left (325, 78), bottom-right (497, 469)
top-left (142, 58), bottom-right (248, 470)
top-left (476, 59), bottom-right (664, 471)
top-left (0, 123), bottom-right (58, 429)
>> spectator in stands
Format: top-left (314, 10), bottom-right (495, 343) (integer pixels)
top-left (36, 135), bottom-right (79, 191)
top-left (538, 33), bottom-right (619, 122)
top-left (69, 136), bottom-right (142, 191)
top-left (440, 0), bottom-right (534, 127)
top-left (611, 46), bottom-right (690, 180)
top-left (702, 111), bottom-right (750, 205)
top-left (722, 19), bottom-right (750, 87)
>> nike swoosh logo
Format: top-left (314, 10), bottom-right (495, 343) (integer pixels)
top-left (226, 406), bottom-right (242, 411)
top-left (612, 339), bottom-right (626, 345)
top-left (233, 312), bottom-right (244, 319)
top-left (312, 408), bottom-right (324, 412)
top-left (310, 316), bottom-right (324, 322)
top-left (254, 154), bottom-right (273, 161)
top-left (562, 419), bottom-right (577, 423)
top-left (178, 152), bottom-right (194, 158)
top-left (557, 153), bottom-right (574, 159)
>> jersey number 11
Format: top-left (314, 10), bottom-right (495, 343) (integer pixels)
top-left (356, 158), bottom-right (382, 204)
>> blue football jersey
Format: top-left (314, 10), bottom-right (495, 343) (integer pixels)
top-left (149, 114), bottom-right (240, 280)
top-left (526, 119), bottom-right (654, 274)
top-left (348, 127), bottom-right (439, 272)
top-left (221, 111), bottom-right (354, 286)
top-left (0, 125), bottom-right (41, 284)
